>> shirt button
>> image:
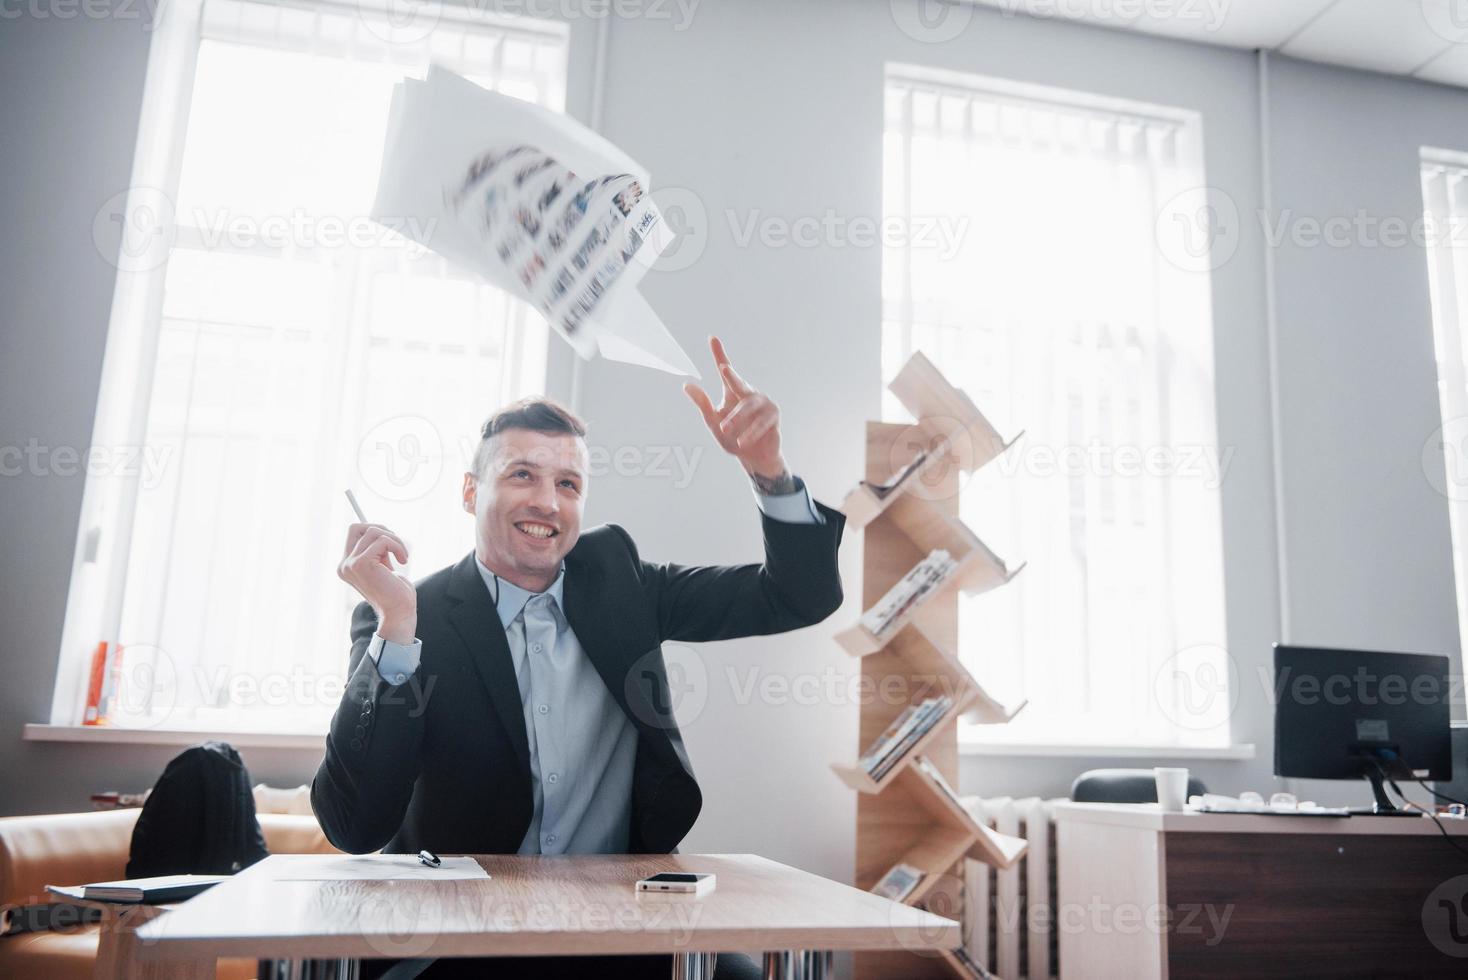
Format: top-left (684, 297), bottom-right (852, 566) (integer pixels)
top-left (392, 674), bottom-right (407, 685)
top-left (547, 772), bottom-right (558, 784)
top-left (546, 834), bottom-right (557, 845)
top-left (531, 643), bottom-right (543, 654)
top-left (538, 704), bottom-right (549, 715)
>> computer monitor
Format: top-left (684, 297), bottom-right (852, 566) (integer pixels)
top-left (1273, 643), bottom-right (1453, 815)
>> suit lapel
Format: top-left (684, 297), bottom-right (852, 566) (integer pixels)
top-left (445, 553), bottom-right (530, 775)
top-left (563, 543), bottom-right (660, 735)
top-left (445, 540), bottom-right (671, 772)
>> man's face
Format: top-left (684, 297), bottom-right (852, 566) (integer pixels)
top-left (462, 428), bottom-right (587, 586)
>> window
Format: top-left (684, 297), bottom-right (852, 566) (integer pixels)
top-left (50, 0), bottom-right (566, 734)
top-left (1422, 150), bottom-right (1468, 672)
top-left (881, 67), bottom-right (1230, 750)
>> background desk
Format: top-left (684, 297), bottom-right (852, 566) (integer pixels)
top-left (1054, 802), bottom-right (1468, 979)
top-left (132, 852), bottom-right (960, 979)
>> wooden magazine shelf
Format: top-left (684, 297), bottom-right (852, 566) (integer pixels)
top-left (897, 761), bottom-right (1027, 871)
top-left (834, 622), bottom-right (1026, 727)
top-left (896, 828), bottom-right (976, 908)
top-left (831, 685), bottom-right (980, 796)
top-left (835, 353), bottom-right (1026, 980)
top-left (887, 351), bottom-right (1024, 478)
top-left (833, 477), bottom-right (1025, 659)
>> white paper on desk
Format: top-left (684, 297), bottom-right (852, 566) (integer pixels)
top-left (371, 66), bottom-right (698, 378)
top-left (269, 855), bottom-right (488, 882)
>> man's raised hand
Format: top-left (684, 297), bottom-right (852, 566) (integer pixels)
top-left (683, 336), bottom-right (792, 490)
top-left (338, 523), bottom-right (417, 644)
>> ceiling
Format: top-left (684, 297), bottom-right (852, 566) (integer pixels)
top-left (970, 0), bottom-right (1468, 88)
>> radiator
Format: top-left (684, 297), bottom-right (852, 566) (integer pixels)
top-left (960, 797), bottom-right (1064, 980)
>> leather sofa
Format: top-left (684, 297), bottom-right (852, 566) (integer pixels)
top-left (0, 807), bottom-right (339, 980)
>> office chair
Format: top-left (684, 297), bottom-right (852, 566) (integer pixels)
top-left (1070, 768), bottom-right (1208, 804)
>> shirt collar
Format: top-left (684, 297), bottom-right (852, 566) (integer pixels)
top-left (475, 556), bottom-right (566, 629)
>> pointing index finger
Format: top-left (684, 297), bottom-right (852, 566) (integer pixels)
top-left (709, 335), bottom-right (752, 397)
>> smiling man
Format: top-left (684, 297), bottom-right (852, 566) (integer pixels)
top-left (312, 337), bottom-right (845, 979)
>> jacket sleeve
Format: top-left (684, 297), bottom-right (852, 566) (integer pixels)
top-left (630, 499), bottom-right (846, 644)
top-left (310, 601), bottom-right (427, 854)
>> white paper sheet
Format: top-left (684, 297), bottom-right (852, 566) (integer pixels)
top-left (371, 67), bottom-right (698, 378)
top-left (268, 854), bottom-right (489, 882)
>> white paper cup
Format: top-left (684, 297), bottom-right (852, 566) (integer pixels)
top-left (1154, 767), bottom-right (1189, 811)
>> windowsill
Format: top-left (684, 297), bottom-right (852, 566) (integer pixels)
top-left (24, 722), bottom-right (1256, 761)
top-left (23, 723), bottom-right (325, 751)
top-left (958, 738), bottom-right (1256, 761)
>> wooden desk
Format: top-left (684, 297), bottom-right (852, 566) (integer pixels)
top-left (1054, 802), bottom-right (1468, 979)
top-left (130, 853), bottom-right (960, 979)
top-left (37, 897), bottom-right (177, 980)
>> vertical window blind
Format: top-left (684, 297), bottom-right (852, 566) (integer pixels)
top-left (882, 69), bottom-right (1231, 749)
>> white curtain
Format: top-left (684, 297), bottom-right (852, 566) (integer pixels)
top-left (882, 72), bottom-right (1230, 749)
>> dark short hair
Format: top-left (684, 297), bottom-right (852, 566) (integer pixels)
top-left (471, 397), bottom-right (587, 477)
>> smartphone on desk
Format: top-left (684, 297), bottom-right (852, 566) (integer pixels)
top-left (636, 872), bottom-right (715, 896)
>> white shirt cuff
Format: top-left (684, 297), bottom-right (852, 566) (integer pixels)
top-left (367, 632), bottom-right (421, 686)
top-left (752, 477), bottom-right (823, 524)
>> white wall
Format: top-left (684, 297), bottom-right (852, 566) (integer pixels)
top-left (1263, 53), bottom-right (1468, 804)
top-left (2, 0), bottom-right (1466, 882)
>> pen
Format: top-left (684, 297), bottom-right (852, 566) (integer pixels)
top-left (345, 488), bottom-right (368, 523)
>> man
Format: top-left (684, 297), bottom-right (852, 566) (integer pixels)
top-left (312, 337), bottom-right (845, 979)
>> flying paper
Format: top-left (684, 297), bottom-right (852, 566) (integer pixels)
top-left (371, 66), bottom-right (699, 378)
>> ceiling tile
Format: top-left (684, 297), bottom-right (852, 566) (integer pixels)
top-left (1129, 0), bottom-right (1338, 50)
top-left (963, 0), bottom-right (1468, 90)
top-left (1418, 0), bottom-right (1468, 45)
top-left (969, 0), bottom-right (1113, 30)
top-left (1281, 0), bottom-right (1455, 74)
top-left (1415, 43), bottom-right (1468, 87)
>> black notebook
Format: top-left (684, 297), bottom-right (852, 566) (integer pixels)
top-left (48, 873), bottom-right (229, 904)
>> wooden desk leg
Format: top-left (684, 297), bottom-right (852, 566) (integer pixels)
top-left (761, 950), bottom-right (834, 979)
top-left (94, 904), bottom-right (213, 980)
top-left (671, 952), bottom-right (717, 979)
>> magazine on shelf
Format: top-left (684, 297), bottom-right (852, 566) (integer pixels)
top-left (947, 945), bottom-right (996, 979)
top-left (859, 549), bottom-right (958, 637)
top-left (913, 754), bottom-right (965, 806)
top-left (869, 697), bottom-right (951, 781)
top-left (862, 450), bottom-right (928, 499)
top-left (869, 701), bottom-right (951, 774)
top-left (871, 862), bottom-right (924, 903)
top-left (859, 697), bottom-right (938, 774)
top-left (858, 702), bottom-right (926, 772)
top-left (860, 696), bottom-right (952, 780)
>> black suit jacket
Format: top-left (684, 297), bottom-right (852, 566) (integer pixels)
top-left (311, 501), bottom-right (845, 855)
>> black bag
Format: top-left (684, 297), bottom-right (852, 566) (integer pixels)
top-left (126, 741), bottom-right (269, 878)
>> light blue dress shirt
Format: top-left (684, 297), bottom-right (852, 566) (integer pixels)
top-left (366, 481), bottom-right (821, 854)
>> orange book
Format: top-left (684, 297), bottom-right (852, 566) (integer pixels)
top-left (82, 641), bottom-right (108, 725)
top-left (96, 644), bottom-right (125, 725)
